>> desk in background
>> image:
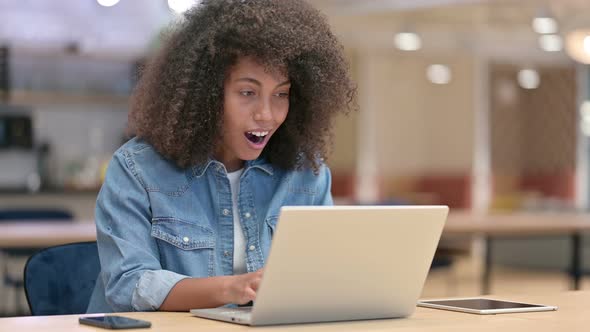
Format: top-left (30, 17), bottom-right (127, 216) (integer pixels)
top-left (0, 221), bottom-right (96, 248)
top-left (445, 212), bottom-right (590, 293)
top-left (0, 291), bottom-right (586, 331)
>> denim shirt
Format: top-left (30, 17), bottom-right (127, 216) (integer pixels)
top-left (87, 137), bottom-right (333, 313)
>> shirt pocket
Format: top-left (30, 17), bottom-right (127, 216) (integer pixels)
top-left (150, 217), bottom-right (216, 276)
top-left (151, 217), bottom-right (215, 250)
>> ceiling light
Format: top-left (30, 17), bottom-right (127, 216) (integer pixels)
top-left (394, 32), bottom-right (422, 51)
top-left (580, 101), bottom-right (590, 122)
top-left (495, 79), bottom-right (518, 106)
top-left (585, 36), bottom-right (590, 54)
top-left (532, 17), bottom-right (558, 34)
top-left (168, 0), bottom-right (200, 14)
top-left (426, 64), bottom-right (451, 85)
top-left (581, 102), bottom-right (590, 136)
top-left (97, 0), bottom-right (120, 7)
top-left (538, 34), bottom-right (563, 52)
top-left (565, 30), bottom-right (590, 64)
top-left (517, 69), bottom-right (540, 90)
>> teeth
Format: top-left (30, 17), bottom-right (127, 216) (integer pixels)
top-left (249, 131), bottom-right (269, 137)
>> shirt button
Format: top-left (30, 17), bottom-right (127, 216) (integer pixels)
top-left (222, 209), bottom-right (230, 216)
top-left (244, 212), bottom-right (251, 218)
top-left (249, 245), bottom-right (256, 251)
top-left (224, 251), bottom-right (231, 257)
top-left (183, 237), bottom-right (189, 243)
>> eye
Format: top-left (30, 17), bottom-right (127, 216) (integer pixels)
top-left (240, 90), bottom-right (255, 97)
top-left (274, 92), bottom-right (289, 98)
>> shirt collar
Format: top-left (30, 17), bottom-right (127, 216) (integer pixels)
top-left (244, 158), bottom-right (274, 176)
top-left (191, 157), bottom-right (274, 178)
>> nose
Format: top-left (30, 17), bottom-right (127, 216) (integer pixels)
top-left (253, 100), bottom-right (273, 122)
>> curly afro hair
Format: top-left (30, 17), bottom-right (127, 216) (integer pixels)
top-left (129, 0), bottom-right (357, 172)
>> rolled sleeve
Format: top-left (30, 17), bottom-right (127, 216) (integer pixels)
top-left (132, 270), bottom-right (189, 311)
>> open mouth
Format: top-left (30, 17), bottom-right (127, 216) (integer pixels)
top-left (245, 130), bottom-right (269, 145)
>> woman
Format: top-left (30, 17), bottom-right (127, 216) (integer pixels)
top-left (87, 0), bottom-right (356, 313)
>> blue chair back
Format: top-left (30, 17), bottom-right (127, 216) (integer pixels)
top-left (0, 209), bottom-right (74, 221)
top-left (24, 242), bottom-right (100, 315)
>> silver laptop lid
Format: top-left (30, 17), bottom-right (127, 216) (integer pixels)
top-left (250, 205), bottom-right (448, 325)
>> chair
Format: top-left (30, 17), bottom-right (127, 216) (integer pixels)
top-left (431, 252), bottom-right (454, 269)
top-left (0, 209), bottom-right (73, 221)
top-left (24, 241), bottom-right (100, 316)
top-left (0, 208), bottom-right (74, 315)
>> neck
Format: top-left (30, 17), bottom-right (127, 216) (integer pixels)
top-left (224, 160), bottom-right (244, 172)
top-left (213, 148), bottom-right (244, 172)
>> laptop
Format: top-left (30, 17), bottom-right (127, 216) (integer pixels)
top-left (190, 205), bottom-right (449, 326)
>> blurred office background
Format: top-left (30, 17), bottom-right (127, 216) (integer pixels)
top-left (2, 0), bottom-right (590, 316)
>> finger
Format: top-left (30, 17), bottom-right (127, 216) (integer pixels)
top-left (244, 288), bottom-right (257, 302)
top-left (250, 276), bottom-right (262, 291)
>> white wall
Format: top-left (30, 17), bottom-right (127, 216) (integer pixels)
top-left (342, 50), bottom-right (475, 180)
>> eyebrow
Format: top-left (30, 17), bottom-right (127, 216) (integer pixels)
top-left (235, 77), bottom-right (291, 87)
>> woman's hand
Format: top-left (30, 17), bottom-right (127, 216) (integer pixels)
top-left (222, 269), bottom-right (264, 305)
top-left (160, 269), bottom-right (264, 311)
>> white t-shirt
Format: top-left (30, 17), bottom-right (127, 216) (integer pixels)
top-left (226, 169), bottom-right (246, 274)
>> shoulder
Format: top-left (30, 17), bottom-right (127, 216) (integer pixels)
top-left (114, 137), bottom-right (182, 171)
top-left (110, 137), bottom-right (191, 193)
top-left (279, 162), bottom-right (332, 204)
top-left (284, 162), bottom-right (331, 187)
top-left (114, 137), bottom-right (160, 162)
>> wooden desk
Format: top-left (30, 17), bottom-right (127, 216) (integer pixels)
top-left (0, 221), bottom-right (96, 248)
top-left (445, 212), bottom-right (590, 293)
top-left (0, 291), bottom-right (586, 331)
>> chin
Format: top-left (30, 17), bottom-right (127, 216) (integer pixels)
top-left (239, 151), bottom-right (263, 161)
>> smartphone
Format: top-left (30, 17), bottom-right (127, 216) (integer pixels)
top-left (79, 315), bottom-right (151, 329)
